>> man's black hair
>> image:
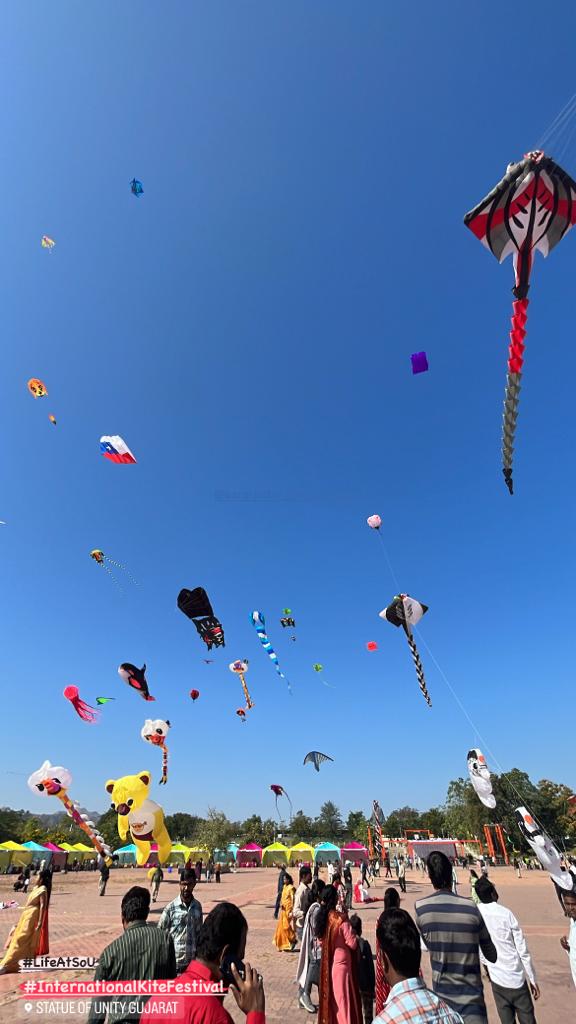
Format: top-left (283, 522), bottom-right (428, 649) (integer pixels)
top-left (310, 879), bottom-right (325, 903)
top-left (474, 876), bottom-right (497, 904)
top-left (299, 865), bottom-right (312, 881)
top-left (181, 869), bottom-right (197, 883)
top-left (121, 886), bottom-right (150, 923)
top-left (349, 913), bottom-right (362, 936)
top-left (196, 902), bottom-right (247, 962)
top-left (376, 908), bottom-right (421, 978)
top-left (426, 851), bottom-right (453, 890)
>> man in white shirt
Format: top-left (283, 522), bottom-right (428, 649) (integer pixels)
top-left (475, 876), bottom-right (539, 1023)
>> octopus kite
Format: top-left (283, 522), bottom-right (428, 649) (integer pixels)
top-left (28, 760), bottom-right (111, 857)
top-left (464, 151), bottom-right (576, 493)
top-left (63, 686), bottom-right (99, 723)
top-left (380, 594), bottom-right (431, 706)
top-left (141, 719), bottom-right (171, 785)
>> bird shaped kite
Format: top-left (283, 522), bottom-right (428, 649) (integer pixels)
top-left (28, 760), bottom-right (110, 857)
top-left (141, 719), bottom-right (171, 785)
top-left (464, 151), bottom-right (576, 494)
top-left (118, 663), bottom-right (155, 702)
top-left (380, 594), bottom-right (431, 706)
top-left (303, 751), bottom-right (334, 772)
top-left (250, 611), bottom-right (290, 692)
top-left (467, 748), bottom-right (496, 809)
top-left (229, 660), bottom-right (254, 710)
top-left (270, 784), bottom-right (293, 821)
top-left (63, 686), bottom-right (99, 723)
top-left (178, 587), bottom-right (225, 651)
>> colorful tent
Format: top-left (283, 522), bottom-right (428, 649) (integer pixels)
top-left (0, 848), bottom-right (12, 873)
top-left (114, 843), bottom-right (137, 865)
top-left (313, 842), bottom-right (340, 864)
top-left (227, 843), bottom-right (239, 861)
top-left (340, 841), bottom-right (368, 865)
top-left (21, 841), bottom-right (52, 864)
top-left (186, 847), bottom-right (210, 862)
top-left (72, 842), bottom-right (97, 860)
top-left (167, 843), bottom-right (190, 865)
top-left (0, 841), bottom-right (33, 868)
top-left (237, 842), bottom-right (262, 866)
top-left (214, 847), bottom-right (235, 864)
top-left (288, 842), bottom-right (315, 865)
top-left (262, 841), bottom-right (290, 866)
top-left (43, 842), bottom-right (68, 870)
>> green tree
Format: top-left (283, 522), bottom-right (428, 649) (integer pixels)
top-left (384, 807), bottom-right (421, 837)
top-left (315, 802), bottom-right (343, 840)
top-left (21, 817), bottom-right (47, 843)
top-left (419, 807), bottom-right (446, 836)
top-left (165, 813), bottom-right (203, 843)
top-left (290, 811), bottom-right (314, 842)
top-left (95, 808), bottom-right (122, 851)
top-left (197, 809), bottom-right (234, 856)
top-left (345, 811), bottom-right (369, 843)
top-left (0, 808), bottom-right (26, 844)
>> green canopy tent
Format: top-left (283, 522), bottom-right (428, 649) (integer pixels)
top-left (0, 841), bottom-right (33, 869)
top-left (262, 842), bottom-right (290, 866)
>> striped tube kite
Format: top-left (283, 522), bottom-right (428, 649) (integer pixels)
top-left (464, 151), bottom-right (576, 494)
top-left (28, 760), bottom-right (111, 857)
top-left (380, 594), bottom-right (431, 706)
top-left (250, 611), bottom-right (291, 692)
top-left (141, 719), bottom-right (171, 785)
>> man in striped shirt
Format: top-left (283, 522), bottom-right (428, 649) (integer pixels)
top-left (415, 852), bottom-right (497, 1024)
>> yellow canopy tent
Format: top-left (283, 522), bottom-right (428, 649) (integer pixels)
top-left (262, 842), bottom-right (290, 866)
top-left (71, 842), bottom-right (97, 860)
top-left (288, 842), bottom-right (315, 865)
top-left (167, 843), bottom-right (190, 865)
top-left (0, 841), bottom-right (33, 869)
top-left (0, 848), bottom-right (12, 873)
top-left (186, 847), bottom-right (210, 861)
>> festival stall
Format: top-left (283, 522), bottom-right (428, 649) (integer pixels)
top-left (340, 841), bottom-right (369, 866)
top-left (262, 842), bottom-right (290, 866)
top-left (43, 842), bottom-right (68, 871)
top-left (214, 847), bottom-right (235, 865)
top-left (288, 842), bottom-right (314, 866)
top-left (236, 842), bottom-right (262, 867)
top-left (72, 842), bottom-right (97, 861)
top-left (0, 841), bottom-right (33, 869)
top-left (313, 842), bottom-right (340, 864)
top-left (114, 843), bottom-right (137, 866)
top-left (168, 842), bottom-right (191, 865)
top-left (227, 843), bottom-right (239, 861)
top-left (22, 841), bottom-right (52, 865)
top-left (0, 847), bottom-right (13, 873)
top-left (186, 847), bottom-right (210, 865)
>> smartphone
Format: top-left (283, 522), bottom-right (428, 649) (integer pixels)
top-left (220, 953), bottom-right (246, 989)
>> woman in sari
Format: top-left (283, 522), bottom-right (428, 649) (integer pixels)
top-left (375, 887), bottom-right (400, 1014)
top-left (317, 884), bottom-right (362, 1024)
top-left (273, 872), bottom-right (296, 951)
top-left (0, 868), bottom-right (52, 974)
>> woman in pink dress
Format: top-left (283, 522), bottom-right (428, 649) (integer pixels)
top-left (317, 885), bottom-right (362, 1024)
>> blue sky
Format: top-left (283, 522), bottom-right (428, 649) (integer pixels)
top-left (2, 2), bottom-right (576, 824)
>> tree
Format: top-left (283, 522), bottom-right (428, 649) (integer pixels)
top-left (197, 809), bottom-right (234, 856)
top-left (290, 811), bottom-right (314, 842)
top-left (345, 811), bottom-right (369, 843)
top-left (384, 807), bottom-right (422, 838)
top-left (419, 807), bottom-right (446, 836)
top-left (315, 802), bottom-right (343, 840)
top-left (0, 808), bottom-right (26, 844)
top-left (95, 809), bottom-right (121, 851)
top-left (21, 818), bottom-right (47, 844)
top-left (164, 813), bottom-right (203, 843)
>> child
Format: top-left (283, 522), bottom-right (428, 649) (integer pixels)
top-left (350, 914), bottom-right (375, 1024)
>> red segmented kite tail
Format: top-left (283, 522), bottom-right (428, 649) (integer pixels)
top-left (502, 299), bottom-right (529, 494)
top-left (56, 790), bottom-right (108, 856)
top-left (159, 744), bottom-right (168, 785)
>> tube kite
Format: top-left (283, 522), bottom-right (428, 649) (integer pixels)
top-left (229, 660), bottom-right (254, 710)
top-left (28, 760), bottom-right (111, 857)
top-left (178, 587), bottom-right (225, 651)
top-left (515, 806), bottom-right (573, 890)
top-left (63, 685), bottom-right (99, 723)
top-left (118, 663), bottom-right (155, 702)
top-left (250, 611), bottom-right (290, 692)
top-left (380, 594), bottom-right (431, 707)
top-left (141, 719), bottom-right (171, 785)
top-left (467, 748), bottom-right (496, 809)
top-left (303, 751), bottom-right (334, 773)
top-left (270, 784), bottom-right (293, 821)
top-left (464, 151), bottom-right (576, 494)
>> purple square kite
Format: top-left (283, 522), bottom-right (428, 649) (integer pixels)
top-left (411, 351), bottom-right (429, 374)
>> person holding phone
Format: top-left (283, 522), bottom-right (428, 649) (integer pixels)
top-left (141, 901), bottom-right (265, 1024)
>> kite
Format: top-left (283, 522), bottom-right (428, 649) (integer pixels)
top-left (99, 436), bottom-right (137, 464)
top-left (250, 611), bottom-right (290, 690)
top-left (27, 378), bottom-right (47, 398)
top-left (41, 236), bottom-right (55, 250)
top-left (270, 784), bottom-right (293, 821)
top-left (49, 414), bottom-right (56, 426)
top-left (229, 660), bottom-right (254, 710)
top-left (312, 663), bottom-right (334, 688)
top-left (236, 708), bottom-right (247, 723)
top-left (303, 751), bottom-right (334, 773)
top-left (515, 806), bottom-right (573, 890)
top-left (106, 771), bottom-right (171, 865)
top-left (189, 689), bottom-right (200, 701)
top-left (118, 663), bottom-right (155, 702)
top-left (28, 760), bottom-right (111, 857)
top-left (411, 352), bottom-right (429, 374)
top-left (467, 748), bottom-right (496, 809)
top-left (177, 587), bottom-right (225, 651)
top-left (380, 594), bottom-right (431, 706)
top-left (63, 686), bottom-right (99, 724)
top-left (130, 178), bottom-right (144, 196)
top-left (141, 719), bottom-right (171, 785)
top-left (280, 608), bottom-right (296, 629)
top-left (464, 151), bottom-right (576, 494)
top-left (366, 515), bottom-right (381, 530)
top-left (96, 697), bottom-right (115, 705)
top-left (366, 641), bottom-right (378, 652)
top-left (90, 549), bottom-right (138, 587)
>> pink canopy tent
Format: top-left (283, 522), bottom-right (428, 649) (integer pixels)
top-left (43, 842), bottom-right (68, 871)
top-left (237, 842), bottom-right (262, 867)
top-left (340, 841), bottom-right (369, 866)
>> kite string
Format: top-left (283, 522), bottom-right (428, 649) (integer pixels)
top-left (375, 531), bottom-right (401, 591)
top-left (537, 93), bottom-right (576, 149)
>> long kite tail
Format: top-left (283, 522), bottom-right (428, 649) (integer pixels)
top-left (159, 744), bottom-right (168, 785)
top-left (251, 612), bottom-right (291, 693)
top-left (239, 673), bottom-right (255, 710)
top-left (56, 790), bottom-right (109, 856)
top-left (502, 298), bottom-right (528, 495)
top-left (404, 629), bottom-right (432, 706)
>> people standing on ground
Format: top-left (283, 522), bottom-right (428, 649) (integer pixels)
top-left (360, 860), bottom-right (369, 888)
top-left (452, 862), bottom-right (459, 896)
top-left (293, 866), bottom-right (313, 944)
top-left (215, 862), bottom-right (221, 883)
top-left (296, 878), bottom-right (325, 1014)
top-left (557, 879), bottom-right (576, 990)
top-left (151, 864), bottom-right (164, 902)
top-left (475, 876), bottom-right (539, 1024)
top-left (195, 859), bottom-right (203, 882)
top-left (158, 868), bottom-right (203, 975)
top-left (207, 857), bottom-right (215, 882)
top-left (469, 870), bottom-right (480, 905)
top-left (384, 854), bottom-right (392, 879)
top-left (349, 914), bottom-right (375, 1024)
top-left (273, 872), bottom-right (296, 951)
top-left (332, 872), bottom-right (347, 914)
top-left (393, 855), bottom-right (399, 879)
top-left (273, 863), bottom-right (288, 919)
top-left (0, 868), bottom-right (52, 974)
top-left (141, 901), bottom-right (266, 1024)
top-left (87, 886), bottom-right (176, 1024)
top-left (316, 884), bottom-right (362, 1024)
top-left (398, 858), bottom-right (406, 894)
top-left (328, 861), bottom-right (335, 885)
top-left (415, 851), bottom-right (497, 1023)
top-left (514, 857), bottom-right (522, 879)
top-left (375, 888), bottom-right (402, 1014)
top-left (343, 862), bottom-right (353, 911)
top-left (373, 908), bottom-right (464, 1023)
top-left (98, 857), bottom-right (110, 897)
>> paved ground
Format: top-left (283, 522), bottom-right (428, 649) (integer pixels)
top-left (0, 865), bottom-right (573, 1022)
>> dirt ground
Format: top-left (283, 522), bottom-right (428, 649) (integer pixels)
top-left (0, 864), bottom-right (573, 1022)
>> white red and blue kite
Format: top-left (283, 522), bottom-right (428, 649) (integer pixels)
top-left (100, 435), bottom-right (137, 464)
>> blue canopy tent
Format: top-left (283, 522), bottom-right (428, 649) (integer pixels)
top-left (114, 843), bottom-right (137, 866)
top-left (314, 842), bottom-right (340, 864)
top-left (21, 841), bottom-right (52, 865)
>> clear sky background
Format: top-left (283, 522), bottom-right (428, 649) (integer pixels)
top-left (2, 2), bottom-right (576, 823)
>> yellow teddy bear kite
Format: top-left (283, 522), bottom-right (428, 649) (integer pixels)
top-left (105, 770), bottom-right (172, 865)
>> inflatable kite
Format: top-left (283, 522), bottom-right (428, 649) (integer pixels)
top-left (63, 685), bottom-right (99, 723)
top-left (464, 151), bottom-right (576, 494)
top-left (367, 515), bottom-right (382, 530)
top-left (411, 352), bottom-right (429, 374)
top-left (177, 587), bottom-right (225, 651)
top-left (270, 784), bottom-right (293, 821)
top-left (106, 771), bottom-right (171, 865)
top-left (118, 663), bottom-right (155, 702)
top-left (190, 689), bottom-right (200, 701)
top-left (366, 641), bottom-right (378, 652)
top-left (96, 697), bottom-right (115, 705)
top-left (141, 719), bottom-right (171, 785)
top-left (236, 708), bottom-right (247, 723)
top-left (41, 235), bottom-right (55, 250)
top-left (28, 760), bottom-right (110, 857)
top-left (99, 436), bottom-right (137, 464)
top-left (380, 594), bottom-right (431, 707)
top-left (467, 748), bottom-right (496, 809)
top-left (130, 178), bottom-right (144, 196)
top-left (303, 751), bottom-right (334, 772)
top-left (48, 414), bottom-right (56, 426)
top-left (90, 549), bottom-right (138, 587)
top-left (27, 378), bottom-right (47, 398)
top-left (250, 611), bottom-right (290, 691)
top-left (515, 806), bottom-right (573, 890)
top-left (229, 660), bottom-right (254, 710)
top-left (280, 608), bottom-right (296, 629)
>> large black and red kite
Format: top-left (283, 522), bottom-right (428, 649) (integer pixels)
top-left (177, 587), bottom-right (225, 651)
